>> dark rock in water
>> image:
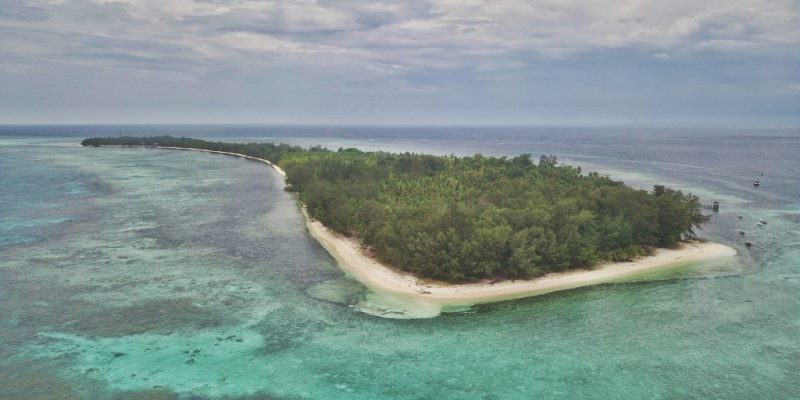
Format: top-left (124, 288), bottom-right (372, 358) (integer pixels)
top-left (68, 298), bottom-right (236, 337)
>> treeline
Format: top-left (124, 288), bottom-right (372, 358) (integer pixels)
top-left (81, 136), bottom-right (306, 164)
top-left (83, 136), bottom-right (709, 282)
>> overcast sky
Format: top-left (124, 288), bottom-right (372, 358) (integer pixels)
top-left (1, 0), bottom-right (799, 126)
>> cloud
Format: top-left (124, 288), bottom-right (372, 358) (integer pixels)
top-left (1, 0), bottom-right (799, 124)
top-left (1, 0), bottom-right (49, 21)
top-left (4, 0), bottom-right (798, 75)
top-left (784, 83), bottom-right (800, 94)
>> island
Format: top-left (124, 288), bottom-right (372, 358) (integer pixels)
top-left (82, 136), bottom-right (736, 307)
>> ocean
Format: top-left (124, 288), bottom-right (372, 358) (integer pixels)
top-left (1, 125), bottom-right (798, 399)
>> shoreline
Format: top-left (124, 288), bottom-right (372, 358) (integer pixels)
top-left (303, 208), bottom-right (737, 307)
top-left (104, 145), bottom-right (738, 308)
top-left (159, 146), bottom-right (286, 176)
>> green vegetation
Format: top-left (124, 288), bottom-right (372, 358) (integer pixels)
top-left (82, 136), bottom-right (709, 282)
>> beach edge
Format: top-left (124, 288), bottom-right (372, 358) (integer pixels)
top-left (303, 207), bottom-right (738, 307)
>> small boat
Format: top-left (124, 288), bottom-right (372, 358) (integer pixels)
top-left (738, 230), bottom-right (745, 235)
top-left (759, 219), bottom-right (767, 225)
top-left (745, 241), bottom-right (753, 247)
top-left (753, 181), bottom-right (760, 187)
top-left (737, 215), bottom-right (743, 219)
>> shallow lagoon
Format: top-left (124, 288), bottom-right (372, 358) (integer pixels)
top-left (1, 129), bottom-right (798, 399)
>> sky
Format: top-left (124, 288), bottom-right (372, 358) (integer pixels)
top-left (1, 0), bottom-right (799, 126)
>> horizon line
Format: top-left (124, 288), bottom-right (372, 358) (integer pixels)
top-left (2, 122), bottom-right (800, 130)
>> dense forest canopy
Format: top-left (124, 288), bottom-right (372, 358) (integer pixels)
top-left (82, 136), bottom-right (710, 282)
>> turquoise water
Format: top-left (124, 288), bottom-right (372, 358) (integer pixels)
top-left (1, 130), bottom-right (799, 399)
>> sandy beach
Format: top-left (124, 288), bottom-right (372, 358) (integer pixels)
top-left (151, 145), bottom-right (737, 307)
top-left (304, 209), bottom-right (737, 307)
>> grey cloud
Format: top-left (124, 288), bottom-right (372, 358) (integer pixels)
top-left (1, 0), bottom-right (798, 125)
top-left (0, 0), bottom-right (49, 21)
top-left (7, 0), bottom-right (798, 75)
top-left (181, 10), bottom-right (352, 38)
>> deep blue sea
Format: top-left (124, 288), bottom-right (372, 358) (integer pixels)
top-left (1, 125), bottom-right (799, 399)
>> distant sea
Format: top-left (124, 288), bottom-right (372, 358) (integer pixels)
top-left (1, 125), bottom-right (799, 399)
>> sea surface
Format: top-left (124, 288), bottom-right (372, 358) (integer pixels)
top-left (1, 126), bottom-right (799, 399)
